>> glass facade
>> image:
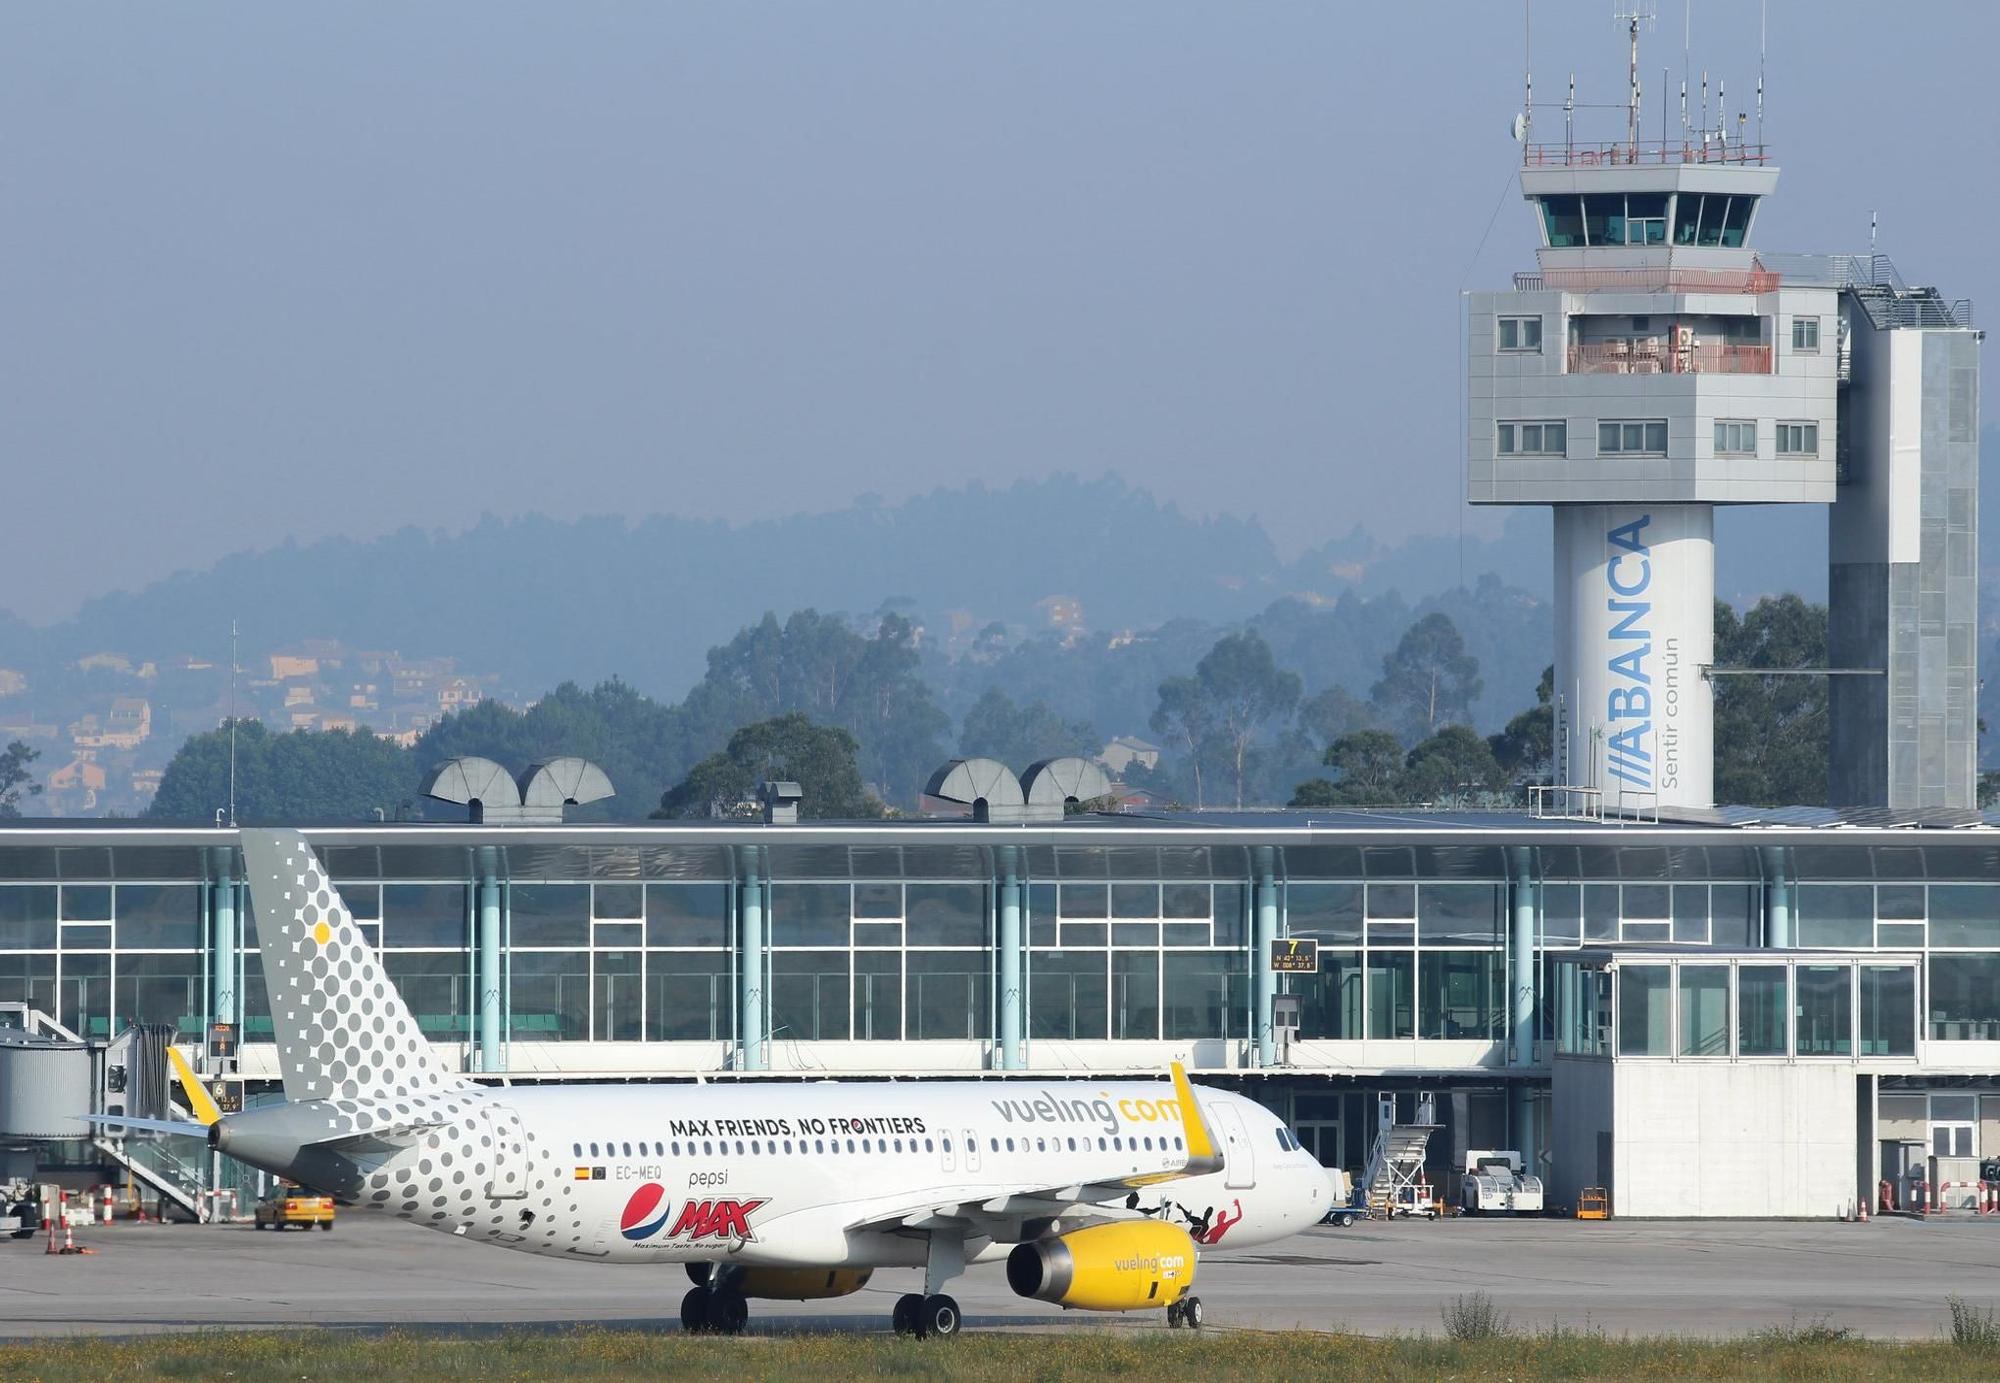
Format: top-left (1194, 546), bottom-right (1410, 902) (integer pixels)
top-left (0, 829), bottom-right (1985, 1069)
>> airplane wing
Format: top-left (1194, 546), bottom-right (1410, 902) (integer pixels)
top-left (839, 1061), bottom-right (1227, 1238)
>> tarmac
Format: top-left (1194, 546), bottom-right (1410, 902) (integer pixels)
top-left (5, 1212), bottom-right (2000, 1340)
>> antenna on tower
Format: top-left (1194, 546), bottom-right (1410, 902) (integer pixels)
top-left (226, 619), bottom-right (239, 829)
top-left (1521, 0), bottom-right (1533, 146)
top-left (1681, 0), bottom-right (1692, 141)
top-left (1566, 72), bottom-right (1575, 160)
top-left (1614, 2), bottom-right (1657, 159)
top-left (1757, 0), bottom-right (1767, 152)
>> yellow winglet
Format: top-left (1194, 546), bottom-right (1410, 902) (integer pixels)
top-left (1170, 1060), bottom-right (1225, 1176)
top-left (169, 1046), bottom-right (223, 1127)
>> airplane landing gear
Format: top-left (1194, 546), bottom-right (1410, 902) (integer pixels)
top-left (680, 1267), bottom-right (749, 1335)
top-left (1167, 1295), bottom-right (1204, 1329)
top-left (917, 1293), bottom-right (960, 1339)
top-left (891, 1292), bottom-right (924, 1336)
top-left (705, 1285), bottom-right (748, 1335)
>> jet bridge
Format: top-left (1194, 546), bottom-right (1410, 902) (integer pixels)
top-left (0, 1004), bottom-right (207, 1220)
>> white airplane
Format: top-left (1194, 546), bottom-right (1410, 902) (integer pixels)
top-left (97, 830), bottom-right (1338, 1338)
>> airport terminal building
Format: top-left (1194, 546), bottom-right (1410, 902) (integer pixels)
top-left (6, 806), bottom-right (2000, 1215)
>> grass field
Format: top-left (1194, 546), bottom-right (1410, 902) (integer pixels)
top-left (7, 1315), bottom-right (2000, 1383)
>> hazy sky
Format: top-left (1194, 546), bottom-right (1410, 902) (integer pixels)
top-left (4, 2), bottom-right (1994, 622)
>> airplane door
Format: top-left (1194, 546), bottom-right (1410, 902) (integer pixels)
top-left (484, 1103), bottom-right (528, 1200)
top-left (1213, 1104), bottom-right (1256, 1189)
top-left (963, 1128), bottom-right (982, 1172)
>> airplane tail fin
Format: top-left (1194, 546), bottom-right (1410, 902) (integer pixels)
top-left (238, 829), bottom-right (464, 1105)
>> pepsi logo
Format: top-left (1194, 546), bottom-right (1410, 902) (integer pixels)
top-left (620, 1182), bottom-right (671, 1241)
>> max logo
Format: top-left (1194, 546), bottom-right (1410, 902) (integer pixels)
top-left (670, 1197), bottom-right (767, 1242)
top-left (620, 1184), bottom-right (768, 1244)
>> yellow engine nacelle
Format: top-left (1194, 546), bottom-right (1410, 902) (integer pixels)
top-left (1006, 1221), bottom-right (1197, 1312)
top-left (712, 1266), bottom-right (872, 1301)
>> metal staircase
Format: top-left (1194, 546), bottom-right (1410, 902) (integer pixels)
top-left (1361, 1091), bottom-right (1441, 1220)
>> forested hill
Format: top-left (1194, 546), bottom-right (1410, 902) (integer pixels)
top-left (9, 476), bottom-right (1551, 698)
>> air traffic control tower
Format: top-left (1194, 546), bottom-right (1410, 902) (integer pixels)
top-left (1468, 53), bottom-right (1979, 814)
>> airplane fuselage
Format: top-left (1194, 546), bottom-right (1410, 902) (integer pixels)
top-left (331, 1078), bottom-right (1331, 1267)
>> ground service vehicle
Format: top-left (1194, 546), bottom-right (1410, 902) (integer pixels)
top-left (255, 1184), bottom-right (335, 1230)
top-left (1460, 1150), bottom-right (1544, 1215)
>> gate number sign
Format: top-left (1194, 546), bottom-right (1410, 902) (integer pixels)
top-left (1270, 938), bottom-right (1319, 973)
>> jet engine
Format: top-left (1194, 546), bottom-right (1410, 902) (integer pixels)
top-left (1005, 1220), bottom-right (1196, 1312)
top-left (687, 1264), bottom-right (872, 1301)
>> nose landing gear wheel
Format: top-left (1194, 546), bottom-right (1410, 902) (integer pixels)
top-left (679, 1286), bottom-right (710, 1333)
top-left (705, 1286), bottom-right (749, 1335)
top-left (1167, 1300), bottom-right (1183, 1328)
top-left (892, 1292), bottom-right (923, 1336)
top-left (917, 1293), bottom-right (960, 1339)
top-left (1180, 1295), bottom-right (1204, 1329)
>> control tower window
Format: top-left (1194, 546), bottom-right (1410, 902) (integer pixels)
top-left (1674, 193), bottom-right (1757, 248)
top-left (1497, 316), bottom-right (1542, 352)
top-left (1582, 195), bottom-right (1623, 248)
top-left (1540, 194), bottom-right (1584, 247)
top-left (1598, 419), bottom-right (1668, 456)
top-left (1624, 193), bottom-right (1668, 245)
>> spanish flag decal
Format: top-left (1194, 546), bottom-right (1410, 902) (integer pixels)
top-left (574, 1166), bottom-right (592, 1180)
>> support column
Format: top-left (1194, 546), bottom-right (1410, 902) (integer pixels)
top-left (1253, 847), bottom-right (1278, 1068)
top-left (1763, 845), bottom-right (1792, 948)
top-left (739, 851), bottom-right (767, 1072)
top-left (996, 847), bottom-right (1023, 1071)
top-left (476, 846), bottom-right (502, 1074)
top-left (1508, 844), bottom-right (1539, 1173)
top-left (209, 845), bottom-right (238, 1034)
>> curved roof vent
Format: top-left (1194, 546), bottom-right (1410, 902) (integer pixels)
top-left (422, 756), bottom-right (614, 824)
top-left (418, 757), bottom-right (520, 823)
top-left (923, 757), bottom-right (1027, 823)
top-left (1021, 757), bottom-right (1113, 819)
top-left (520, 758), bottom-right (615, 812)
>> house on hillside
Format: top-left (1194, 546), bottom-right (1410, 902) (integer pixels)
top-left (1097, 736), bottom-right (1160, 777)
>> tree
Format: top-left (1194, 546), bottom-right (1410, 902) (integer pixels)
top-left (1297, 685), bottom-right (1379, 752)
top-left (1149, 675), bottom-right (1218, 809)
top-left (1488, 665), bottom-right (1554, 784)
top-left (677, 610), bottom-right (948, 807)
top-left (1319, 729), bottom-right (1406, 803)
top-left (655, 712), bottom-right (882, 820)
top-left (0, 740), bottom-right (42, 816)
top-left (1713, 595), bottom-right (1827, 805)
top-left (1149, 632), bottom-right (1301, 809)
top-left (1401, 725), bottom-right (1506, 803)
top-left (147, 721), bottom-right (418, 823)
top-left (958, 688), bottom-right (1098, 769)
top-left (1371, 612), bottom-right (1482, 741)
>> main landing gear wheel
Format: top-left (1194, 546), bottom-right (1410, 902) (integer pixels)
top-left (917, 1293), bottom-right (961, 1339)
top-left (705, 1286), bottom-right (749, 1335)
top-left (1169, 1296), bottom-right (1204, 1329)
top-left (679, 1286), bottom-right (709, 1334)
top-left (892, 1292), bottom-right (923, 1336)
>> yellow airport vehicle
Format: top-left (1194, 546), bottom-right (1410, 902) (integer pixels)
top-left (1576, 1187), bottom-right (1610, 1220)
top-left (255, 1185), bottom-right (335, 1231)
